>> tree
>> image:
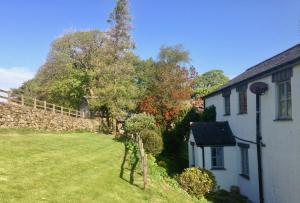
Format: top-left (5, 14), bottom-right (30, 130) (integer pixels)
top-left (139, 45), bottom-right (192, 128)
top-left (193, 70), bottom-right (229, 98)
top-left (17, 30), bottom-right (104, 109)
top-left (88, 0), bottom-right (138, 134)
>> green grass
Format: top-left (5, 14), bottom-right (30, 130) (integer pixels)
top-left (0, 129), bottom-right (205, 203)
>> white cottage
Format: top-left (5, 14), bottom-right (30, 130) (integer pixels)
top-left (188, 44), bottom-right (300, 203)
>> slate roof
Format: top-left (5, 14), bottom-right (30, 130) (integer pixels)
top-left (191, 122), bottom-right (236, 146)
top-left (204, 44), bottom-right (300, 98)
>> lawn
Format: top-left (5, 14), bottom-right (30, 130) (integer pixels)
top-left (0, 129), bottom-right (204, 203)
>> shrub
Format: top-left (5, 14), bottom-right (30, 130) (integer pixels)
top-left (124, 113), bottom-right (158, 135)
top-left (140, 129), bottom-right (163, 156)
top-left (178, 167), bottom-right (216, 198)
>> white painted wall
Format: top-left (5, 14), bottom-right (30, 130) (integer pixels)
top-left (188, 132), bottom-right (238, 191)
top-left (204, 64), bottom-right (300, 203)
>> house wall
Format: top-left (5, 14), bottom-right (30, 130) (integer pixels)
top-left (204, 64), bottom-right (300, 203)
top-left (188, 132), bottom-right (238, 191)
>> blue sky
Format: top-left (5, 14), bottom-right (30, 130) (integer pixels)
top-left (0, 0), bottom-right (300, 89)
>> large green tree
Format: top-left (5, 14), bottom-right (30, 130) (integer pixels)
top-left (193, 69), bottom-right (229, 98)
top-left (17, 30), bottom-right (104, 109)
top-left (88, 0), bottom-right (138, 133)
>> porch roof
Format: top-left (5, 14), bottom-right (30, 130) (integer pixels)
top-left (191, 122), bottom-right (236, 146)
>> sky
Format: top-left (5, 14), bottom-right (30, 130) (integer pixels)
top-left (0, 0), bottom-right (300, 90)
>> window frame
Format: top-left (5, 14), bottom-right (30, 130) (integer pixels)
top-left (239, 144), bottom-right (250, 179)
top-left (276, 79), bottom-right (292, 120)
top-left (211, 147), bottom-right (224, 169)
top-left (238, 90), bottom-right (247, 114)
top-left (224, 95), bottom-right (231, 116)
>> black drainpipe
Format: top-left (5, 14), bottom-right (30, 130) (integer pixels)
top-left (256, 94), bottom-right (264, 203)
top-left (250, 82), bottom-right (268, 203)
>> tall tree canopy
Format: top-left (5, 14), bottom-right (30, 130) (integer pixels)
top-left (193, 70), bottom-right (229, 98)
top-left (138, 45), bottom-right (193, 127)
top-left (17, 30), bottom-right (104, 108)
top-left (88, 0), bottom-right (137, 120)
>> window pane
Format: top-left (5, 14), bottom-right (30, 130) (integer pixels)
top-left (278, 83), bottom-right (285, 100)
top-left (279, 100), bottom-right (286, 117)
top-left (287, 100), bottom-right (292, 117)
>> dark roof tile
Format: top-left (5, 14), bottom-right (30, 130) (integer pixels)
top-left (191, 122), bottom-right (236, 146)
top-left (205, 44), bottom-right (300, 98)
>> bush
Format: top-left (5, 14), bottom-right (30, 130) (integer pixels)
top-left (140, 129), bottom-right (163, 156)
top-left (178, 167), bottom-right (216, 198)
top-left (124, 113), bottom-right (158, 135)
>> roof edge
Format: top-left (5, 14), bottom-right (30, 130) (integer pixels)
top-left (203, 55), bottom-right (300, 99)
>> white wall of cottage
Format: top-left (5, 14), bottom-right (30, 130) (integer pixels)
top-left (189, 64), bottom-right (300, 203)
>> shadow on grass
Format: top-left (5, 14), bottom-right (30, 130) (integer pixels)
top-left (115, 136), bottom-right (143, 190)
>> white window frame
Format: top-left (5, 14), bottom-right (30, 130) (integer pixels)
top-left (276, 80), bottom-right (292, 119)
top-left (240, 146), bottom-right (249, 177)
top-left (211, 147), bottom-right (224, 169)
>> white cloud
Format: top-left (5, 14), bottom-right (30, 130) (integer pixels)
top-left (0, 67), bottom-right (34, 91)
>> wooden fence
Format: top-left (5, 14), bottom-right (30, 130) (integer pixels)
top-left (0, 89), bottom-right (86, 118)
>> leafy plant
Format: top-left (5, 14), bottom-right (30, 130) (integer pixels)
top-left (124, 113), bottom-right (158, 135)
top-left (178, 167), bottom-right (216, 198)
top-left (140, 129), bottom-right (163, 156)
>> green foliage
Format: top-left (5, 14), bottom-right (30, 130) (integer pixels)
top-left (140, 129), bottom-right (163, 156)
top-left (178, 167), bottom-right (217, 198)
top-left (159, 44), bottom-right (190, 64)
top-left (124, 113), bottom-right (158, 135)
top-left (201, 105), bottom-right (216, 122)
top-left (125, 139), bottom-right (140, 167)
top-left (139, 45), bottom-right (192, 127)
top-left (193, 70), bottom-right (229, 98)
top-left (206, 189), bottom-right (248, 203)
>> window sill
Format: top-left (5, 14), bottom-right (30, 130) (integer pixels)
top-left (240, 174), bottom-right (250, 180)
top-left (237, 112), bottom-right (247, 115)
top-left (273, 118), bottom-right (293, 122)
top-left (211, 167), bottom-right (226, 171)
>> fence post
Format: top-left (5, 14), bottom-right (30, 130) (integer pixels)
top-left (61, 106), bottom-right (63, 115)
top-left (21, 95), bottom-right (24, 106)
top-left (34, 98), bottom-right (37, 109)
top-left (82, 112), bottom-right (85, 119)
top-left (44, 101), bottom-right (47, 111)
top-left (53, 104), bottom-right (55, 113)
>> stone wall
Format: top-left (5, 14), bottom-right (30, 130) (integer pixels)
top-left (0, 102), bottom-right (100, 132)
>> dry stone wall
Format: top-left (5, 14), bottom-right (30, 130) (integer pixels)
top-left (0, 102), bottom-right (100, 132)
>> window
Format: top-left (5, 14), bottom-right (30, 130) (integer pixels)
top-left (239, 143), bottom-right (249, 178)
top-left (277, 80), bottom-right (292, 119)
top-left (272, 68), bottom-right (293, 120)
top-left (224, 96), bottom-right (230, 115)
top-left (191, 142), bottom-right (195, 166)
top-left (222, 90), bottom-right (231, 116)
top-left (211, 147), bottom-right (224, 169)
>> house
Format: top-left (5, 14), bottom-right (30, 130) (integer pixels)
top-left (188, 44), bottom-right (300, 203)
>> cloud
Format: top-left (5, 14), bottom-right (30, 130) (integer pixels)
top-left (0, 67), bottom-right (34, 91)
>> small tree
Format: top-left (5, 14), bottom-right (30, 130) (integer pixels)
top-left (178, 167), bottom-right (216, 198)
top-left (124, 113), bottom-right (158, 135)
top-left (140, 129), bottom-right (163, 156)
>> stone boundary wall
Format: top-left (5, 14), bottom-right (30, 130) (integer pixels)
top-left (0, 102), bottom-right (100, 132)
